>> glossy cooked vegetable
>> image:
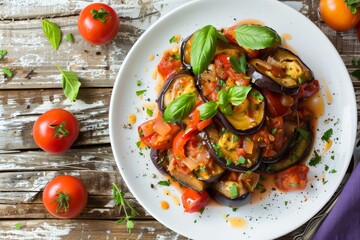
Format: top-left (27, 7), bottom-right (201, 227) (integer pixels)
top-left (139, 22), bottom-right (319, 212)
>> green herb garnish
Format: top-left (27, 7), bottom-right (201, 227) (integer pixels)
top-left (112, 183), bottom-right (138, 234)
top-left (55, 64), bottom-right (81, 102)
top-left (42, 19), bottom-right (62, 50)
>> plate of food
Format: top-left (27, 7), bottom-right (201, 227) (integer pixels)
top-left (109, 0), bottom-right (357, 239)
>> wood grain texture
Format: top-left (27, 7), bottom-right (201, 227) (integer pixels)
top-left (0, 0), bottom-right (359, 239)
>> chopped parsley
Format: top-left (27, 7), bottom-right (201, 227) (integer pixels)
top-left (0, 49), bottom-right (8, 59)
top-left (309, 150), bottom-right (321, 167)
top-left (169, 35), bottom-right (177, 43)
top-left (232, 135), bottom-right (239, 142)
top-left (218, 79), bottom-right (227, 87)
top-left (136, 80), bottom-right (142, 86)
top-left (229, 183), bottom-right (238, 199)
top-left (211, 142), bottom-right (223, 157)
top-left (297, 128), bottom-right (310, 139)
top-left (284, 201), bottom-right (288, 206)
top-left (158, 180), bottom-right (170, 186)
top-left (136, 89), bottom-right (147, 96)
top-left (330, 169), bottom-right (337, 174)
top-left (229, 54), bottom-right (247, 74)
top-left (226, 159), bottom-right (232, 165)
top-left (146, 108), bottom-right (153, 117)
top-left (14, 222), bottom-right (21, 230)
top-left (324, 165), bottom-right (329, 171)
top-left (321, 128), bottom-right (333, 142)
top-left (236, 156), bottom-right (246, 165)
top-left (250, 91), bottom-right (264, 101)
top-left (65, 33), bottom-right (74, 42)
top-left (169, 53), bottom-right (181, 61)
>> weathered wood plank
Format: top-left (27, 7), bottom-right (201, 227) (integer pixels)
top-left (0, 88), bottom-right (111, 150)
top-left (0, 219), bottom-right (188, 240)
top-left (0, 0), bottom-right (190, 19)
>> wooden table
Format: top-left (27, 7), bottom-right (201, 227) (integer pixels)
top-left (0, 0), bottom-right (359, 239)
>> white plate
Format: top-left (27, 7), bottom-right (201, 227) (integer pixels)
top-left (109, 0), bottom-right (357, 239)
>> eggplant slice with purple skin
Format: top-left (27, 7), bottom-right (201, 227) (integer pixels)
top-left (209, 171), bottom-right (260, 208)
top-left (259, 122), bottom-right (313, 173)
top-left (248, 47), bottom-right (314, 95)
top-left (150, 148), bottom-right (209, 192)
top-left (157, 71), bottom-right (198, 114)
top-left (215, 88), bottom-right (266, 135)
top-left (199, 125), bottom-right (261, 172)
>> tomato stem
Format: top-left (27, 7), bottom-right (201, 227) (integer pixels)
top-left (50, 121), bottom-right (69, 139)
top-left (90, 8), bottom-right (109, 23)
top-left (51, 191), bottom-right (70, 214)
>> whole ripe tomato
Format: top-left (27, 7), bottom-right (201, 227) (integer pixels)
top-left (33, 108), bottom-right (79, 153)
top-left (320, 0), bottom-right (360, 31)
top-left (78, 3), bottom-right (120, 45)
top-left (43, 175), bottom-right (88, 218)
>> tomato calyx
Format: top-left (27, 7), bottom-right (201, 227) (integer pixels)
top-left (51, 191), bottom-right (70, 214)
top-left (50, 121), bottom-right (70, 139)
top-left (90, 8), bottom-right (110, 23)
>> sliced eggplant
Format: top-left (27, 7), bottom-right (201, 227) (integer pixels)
top-left (151, 147), bottom-right (209, 191)
top-left (181, 131), bottom-right (225, 182)
top-left (260, 123), bottom-right (313, 173)
top-left (150, 148), bottom-right (170, 175)
top-left (200, 126), bottom-right (261, 172)
top-left (180, 35), bottom-right (193, 70)
top-left (209, 171), bottom-right (259, 208)
top-left (216, 88), bottom-right (266, 135)
top-left (248, 47), bottom-right (314, 95)
top-left (261, 112), bottom-right (303, 164)
top-left (157, 71), bottom-right (198, 114)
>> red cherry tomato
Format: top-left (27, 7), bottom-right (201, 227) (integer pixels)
top-left (78, 3), bottom-right (120, 45)
top-left (138, 115), bottom-right (180, 150)
top-left (33, 109), bottom-right (79, 153)
top-left (275, 164), bottom-right (309, 192)
top-left (43, 175), bottom-right (88, 218)
top-left (320, 0), bottom-right (360, 31)
top-left (157, 49), bottom-right (182, 80)
top-left (181, 188), bottom-right (210, 213)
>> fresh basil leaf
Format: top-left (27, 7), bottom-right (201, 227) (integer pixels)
top-left (65, 33), bottom-right (74, 42)
top-left (0, 49), bottom-right (8, 59)
top-left (216, 30), bottom-right (228, 43)
top-left (227, 85), bottom-right (252, 106)
top-left (230, 54), bottom-right (247, 74)
top-left (42, 19), bottom-right (62, 50)
top-left (55, 64), bottom-right (81, 102)
top-left (2, 67), bottom-right (13, 78)
top-left (163, 93), bottom-right (196, 123)
top-left (218, 90), bottom-right (233, 115)
top-left (190, 25), bottom-right (217, 75)
top-left (197, 101), bottom-right (218, 120)
top-left (234, 24), bottom-right (281, 50)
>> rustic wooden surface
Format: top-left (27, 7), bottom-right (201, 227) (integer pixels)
top-left (0, 0), bottom-right (359, 239)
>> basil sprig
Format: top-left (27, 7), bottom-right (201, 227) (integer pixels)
top-left (197, 85), bottom-right (254, 120)
top-left (197, 101), bottom-right (218, 120)
top-left (234, 24), bottom-right (281, 50)
top-left (163, 93), bottom-right (197, 123)
top-left (55, 64), bottom-right (81, 102)
top-left (42, 19), bottom-right (62, 50)
top-left (190, 25), bottom-right (217, 76)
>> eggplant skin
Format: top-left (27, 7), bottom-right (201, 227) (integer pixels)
top-left (150, 148), bottom-right (169, 175)
top-left (248, 64), bottom-right (299, 95)
top-left (208, 188), bottom-right (251, 208)
top-left (157, 70), bottom-right (197, 114)
top-left (259, 124), bottom-right (314, 173)
top-left (180, 34), bottom-right (193, 71)
top-left (199, 129), bottom-right (261, 173)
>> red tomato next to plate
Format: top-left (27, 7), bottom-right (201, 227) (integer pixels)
top-left (78, 3), bottom-right (120, 45)
top-left (42, 175), bottom-right (88, 218)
